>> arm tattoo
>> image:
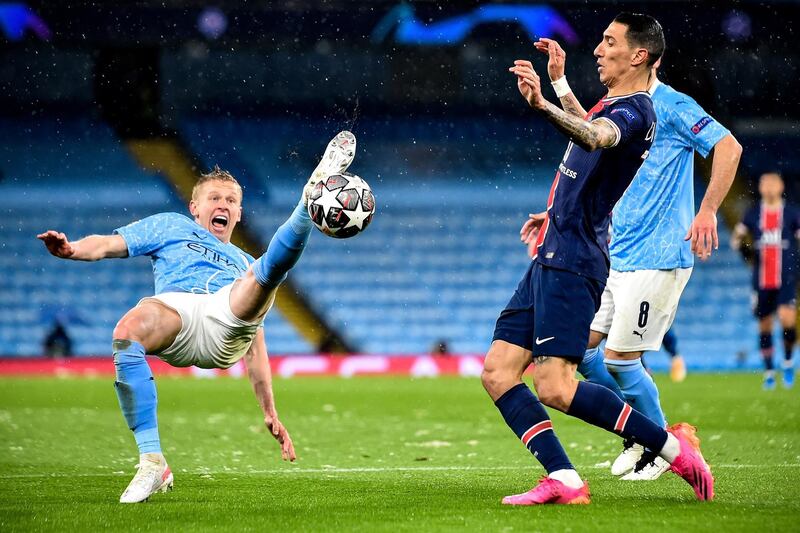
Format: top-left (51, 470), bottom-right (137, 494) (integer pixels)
top-left (537, 100), bottom-right (617, 151)
top-left (533, 355), bottom-right (551, 365)
top-left (558, 93), bottom-right (587, 118)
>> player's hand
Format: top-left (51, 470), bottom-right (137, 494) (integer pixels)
top-left (37, 230), bottom-right (75, 259)
top-left (533, 38), bottom-right (566, 81)
top-left (685, 208), bottom-right (718, 261)
top-left (520, 212), bottom-right (548, 244)
top-left (264, 411), bottom-right (296, 462)
top-left (509, 60), bottom-right (546, 110)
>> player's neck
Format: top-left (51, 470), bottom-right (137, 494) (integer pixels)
top-left (763, 198), bottom-right (783, 208)
top-left (606, 70), bottom-right (650, 98)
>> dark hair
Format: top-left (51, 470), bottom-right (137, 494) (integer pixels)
top-left (613, 12), bottom-right (665, 67)
top-left (192, 164), bottom-right (241, 200)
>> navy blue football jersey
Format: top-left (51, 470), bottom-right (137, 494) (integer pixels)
top-left (532, 92), bottom-right (657, 282)
top-left (741, 202), bottom-right (800, 290)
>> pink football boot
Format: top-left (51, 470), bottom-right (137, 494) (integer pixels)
top-left (502, 477), bottom-right (590, 505)
top-left (668, 422), bottom-right (715, 501)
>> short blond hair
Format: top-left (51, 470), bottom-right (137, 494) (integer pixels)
top-left (192, 165), bottom-right (242, 201)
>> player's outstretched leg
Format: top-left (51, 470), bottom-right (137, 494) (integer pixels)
top-left (113, 339), bottom-right (173, 503)
top-left (252, 131), bottom-right (356, 291)
top-left (565, 379), bottom-right (714, 500)
top-left (234, 131), bottom-right (357, 323)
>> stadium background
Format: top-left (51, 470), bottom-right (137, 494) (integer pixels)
top-left (1, 0), bottom-right (799, 371)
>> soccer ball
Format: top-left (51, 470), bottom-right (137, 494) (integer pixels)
top-left (307, 173), bottom-right (375, 239)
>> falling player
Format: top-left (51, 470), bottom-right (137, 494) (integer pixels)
top-left (732, 171), bottom-right (800, 390)
top-left (525, 31), bottom-right (741, 480)
top-left (483, 12), bottom-right (713, 505)
top-left (37, 131), bottom-right (356, 503)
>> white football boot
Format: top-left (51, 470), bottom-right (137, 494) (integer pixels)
top-left (621, 455), bottom-right (671, 481)
top-left (611, 439), bottom-right (644, 476)
top-left (119, 453), bottom-right (173, 503)
top-left (302, 130), bottom-right (356, 206)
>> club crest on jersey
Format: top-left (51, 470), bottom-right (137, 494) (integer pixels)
top-left (691, 116), bottom-right (713, 134)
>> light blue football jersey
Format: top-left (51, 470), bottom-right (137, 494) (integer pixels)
top-left (609, 79), bottom-right (730, 271)
top-left (114, 212), bottom-right (255, 295)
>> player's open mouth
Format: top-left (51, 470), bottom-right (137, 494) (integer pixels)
top-left (211, 215), bottom-right (228, 230)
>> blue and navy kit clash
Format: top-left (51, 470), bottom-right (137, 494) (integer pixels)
top-left (610, 80), bottom-right (730, 271)
top-left (114, 212), bottom-right (255, 295)
top-left (532, 92), bottom-right (657, 282)
top-left (495, 91), bottom-right (656, 358)
top-left (741, 203), bottom-right (800, 291)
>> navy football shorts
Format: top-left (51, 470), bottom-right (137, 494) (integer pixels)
top-left (493, 261), bottom-right (605, 362)
top-left (753, 281), bottom-right (798, 318)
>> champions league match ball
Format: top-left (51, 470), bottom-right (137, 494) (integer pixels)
top-left (307, 172), bottom-right (375, 239)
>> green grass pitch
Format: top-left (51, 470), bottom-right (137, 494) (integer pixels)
top-left (0, 373), bottom-right (798, 532)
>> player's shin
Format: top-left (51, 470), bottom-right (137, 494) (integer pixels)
top-left (567, 381), bottom-right (672, 458)
top-left (578, 347), bottom-right (624, 399)
top-left (494, 383), bottom-right (581, 487)
top-left (112, 339), bottom-right (161, 455)
top-left (783, 328), bottom-right (796, 361)
top-left (605, 358), bottom-right (666, 428)
top-left (253, 201), bottom-right (313, 289)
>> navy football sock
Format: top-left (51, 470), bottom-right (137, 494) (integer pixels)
top-left (567, 381), bottom-right (668, 453)
top-left (605, 358), bottom-right (666, 428)
top-left (783, 328), bottom-right (796, 361)
top-left (494, 383), bottom-right (573, 473)
top-left (761, 332), bottom-right (775, 370)
top-left (113, 339), bottom-right (161, 454)
top-left (253, 201), bottom-right (312, 289)
top-left (662, 329), bottom-right (678, 358)
top-left (578, 347), bottom-right (624, 400)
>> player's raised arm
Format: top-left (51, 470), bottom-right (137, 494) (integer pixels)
top-left (37, 231), bottom-right (128, 261)
top-left (532, 38), bottom-right (588, 118)
top-left (242, 328), bottom-right (296, 462)
top-left (684, 134), bottom-right (743, 260)
top-left (509, 61), bottom-right (617, 151)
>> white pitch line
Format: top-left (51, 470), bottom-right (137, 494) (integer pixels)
top-left (1, 464), bottom-right (799, 479)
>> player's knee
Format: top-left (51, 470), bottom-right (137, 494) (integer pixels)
top-left (113, 315), bottom-right (147, 344)
top-left (534, 383), bottom-right (570, 411)
top-left (480, 365), bottom-right (515, 398)
top-left (532, 372), bottom-right (574, 412)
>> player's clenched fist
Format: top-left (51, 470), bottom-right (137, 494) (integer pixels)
top-left (508, 60), bottom-right (546, 110)
top-left (37, 230), bottom-right (75, 258)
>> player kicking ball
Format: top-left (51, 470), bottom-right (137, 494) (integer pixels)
top-left (483, 13), bottom-right (713, 505)
top-left (37, 131), bottom-right (356, 503)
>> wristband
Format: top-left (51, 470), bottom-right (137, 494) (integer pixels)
top-left (551, 76), bottom-right (572, 98)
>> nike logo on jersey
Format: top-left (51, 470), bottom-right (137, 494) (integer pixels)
top-left (535, 336), bottom-right (555, 345)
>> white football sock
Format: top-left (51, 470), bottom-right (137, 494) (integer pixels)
top-left (658, 433), bottom-right (681, 463)
top-left (548, 469), bottom-right (584, 489)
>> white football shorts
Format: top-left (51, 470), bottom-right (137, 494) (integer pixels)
top-left (140, 282), bottom-right (262, 369)
top-left (590, 268), bottom-right (692, 353)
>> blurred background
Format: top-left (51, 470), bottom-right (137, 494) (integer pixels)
top-left (0, 0), bottom-right (798, 370)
